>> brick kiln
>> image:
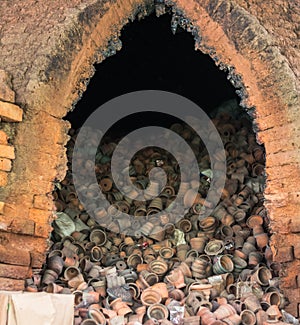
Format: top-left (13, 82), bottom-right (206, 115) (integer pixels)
top-left (0, 0), bottom-right (299, 322)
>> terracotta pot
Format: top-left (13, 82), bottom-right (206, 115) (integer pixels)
top-left (262, 291), bottom-right (280, 306)
top-left (89, 228), bottom-right (107, 246)
top-left (177, 244), bottom-right (190, 261)
top-left (256, 309), bottom-right (268, 325)
top-left (243, 293), bottom-right (262, 313)
top-left (42, 269), bottom-right (58, 285)
top-left (240, 309), bottom-right (256, 325)
top-left (248, 251), bottom-right (263, 267)
top-left (213, 303), bottom-right (236, 320)
top-left (166, 268), bottom-right (186, 289)
top-left (250, 266), bottom-right (272, 286)
top-left (159, 246), bottom-right (174, 259)
top-left (141, 288), bottom-right (162, 306)
top-left (190, 236), bottom-right (208, 253)
top-left (151, 282), bottom-right (169, 301)
top-left (222, 314), bottom-right (242, 325)
top-left (88, 308), bottom-right (107, 324)
top-left (205, 240), bottom-right (225, 256)
top-left (213, 255), bottom-right (234, 274)
top-left (81, 319), bottom-right (98, 325)
top-left (255, 232), bottom-right (269, 249)
top-left (140, 270), bottom-right (159, 286)
top-left (68, 273), bottom-right (86, 289)
top-left (147, 303), bottom-right (169, 320)
top-left (169, 288), bottom-right (185, 301)
top-left (47, 255), bottom-right (64, 275)
top-left (110, 298), bottom-right (132, 316)
top-left (149, 259), bottom-right (168, 278)
top-left (177, 219), bottom-right (192, 233)
top-left (178, 261), bottom-right (193, 277)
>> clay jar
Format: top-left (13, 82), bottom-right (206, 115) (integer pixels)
top-left (141, 288), bottom-right (162, 306)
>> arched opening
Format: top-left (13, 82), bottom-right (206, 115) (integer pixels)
top-left (37, 12), bottom-right (286, 324)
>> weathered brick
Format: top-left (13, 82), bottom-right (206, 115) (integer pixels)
top-left (0, 244), bottom-right (30, 266)
top-left (0, 263), bottom-right (30, 279)
top-left (0, 69), bottom-right (15, 103)
top-left (34, 222), bottom-right (52, 238)
top-left (294, 243), bottom-right (300, 259)
top-left (0, 202), bottom-right (4, 214)
top-left (0, 277), bottom-right (24, 291)
top-left (0, 144), bottom-right (15, 159)
top-left (28, 208), bottom-right (52, 223)
top-left (273, 246), bottom-right (294, 263)
top-left (0, 130), bottom-right (8, 144)
top-left (11, 219), bottom-right (35, 236)
top-left (291, 217), bottom-right (300, 233)
top-left (0, 101), bottom-right (22, 122)
top-left (0, 171), bottom-right (8, 186)
top-left (0, 157), bottom-right (12, 171)
top-left (33, 194), bottom-right (54, 210)
top-left (30, 251), bottom-right (46, 268)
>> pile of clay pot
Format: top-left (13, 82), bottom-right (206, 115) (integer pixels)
top-left (26, 110), bottom-right (299, 325)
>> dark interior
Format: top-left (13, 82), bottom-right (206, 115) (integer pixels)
top-left (66, 13), bottom-right (238, 135)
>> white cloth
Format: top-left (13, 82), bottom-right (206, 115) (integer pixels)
top-left (0, 291), bottom-right (74, 325)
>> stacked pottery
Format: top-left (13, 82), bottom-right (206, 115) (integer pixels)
top-left (30, 110), bottom-right (299, 324)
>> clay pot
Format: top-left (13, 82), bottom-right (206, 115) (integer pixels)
top-left (177, 244), bottom-right (190, 261)
top-left (213, 303), bottom-right (236, 320)
top-left (213, 255), bottom-right (234, 274)
top-left (149, 259), bottom-right (168, 278)
top-left (250, 266), bottom-right (272, 286)
top-left (90, 229), bottom-right (107, 246)
top-left (141, 288), bottom-right (162, 306)
top-left (68, 273), bottom-right (85, 289)
top-left (240, 309), bottom-right (256, 325)
top-left (190, 236), bottom-right (208, 253)
top-left (151, 282), bottom-right (169, 301)
top-left (90, 246), bottom-right (103, 262)
top-left (45, 282), bottom-right (64, 293)
top-left (262, 291), bottom-right (281, 306)
top-left (127, 253), bottom-right (143, 269)
top-left (169, 288), bottom-right (185, 301)
top-left (254, 232), bottom-right (269, 249)
top-left (159, 246), bottom-right (174, 259)
top-left (248, 251), bottom-right (263, 267)
top-left (64, 266), bottom-right (80, 280)
top-left (88, 308), bottom-right (107, 325)
top-left (42, 269), bottom-right (58, 285)
top-left (147, 303), bottom-right (169, 320)
top-left (243, 293), bottom-right (262, 313)
top-left (47, 255), bottom-right (64, 275)
top-left (166, 268), bottom-right (186, 288)
top-left (256, 309), bottom-right (268, 325)
top-left (204, 240), bottom-right (225, 256)
top-left (177, 219), bottom-right (192, 232)
top-left (110, 298), bottom-right (132, 316)
top-left (140, 270), bottom-right (159, 286)
top-left (178, 261), bottom-right (193, 277)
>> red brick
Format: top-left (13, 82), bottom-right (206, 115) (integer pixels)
top-left (0, 202), bottom-right (4, 214)
top-left (273, 246), bottom-right (294, 263)
top-left (30, 251), bottom-right (46, 268)
top-left (291, 217), bottom-right (300, 233)
top-left (294, 243), bottom-right (300, 259)
top-left (0, 157), bottom-right (11, 171)
top-left (34, 222), bottom-right (52, 238)
top-left (33, 195), bottom-right (54, 210)
top-left (11, 219), bottom-right (35, 236)
top-left (0, 70), bottom-right (15, 103)
top-left (0, 101), bottom-right (22, 122)
top-left (0, 144), bottom-right (15, 159)
top-left (0, 171), bottom-right (8, 186)
top-left (28, 208), bottom-right (52, 223)
top-left (0, 263), bottom-right (30, 279)
top-left (0, 244), bottom-right (30, 266)
top-left (0, 130), bottom-right (8, 144)
top-left (0, 277), bottom-right (24, 291)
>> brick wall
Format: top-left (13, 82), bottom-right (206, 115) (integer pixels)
top-left (0, 0), bottom-right (299, 314)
